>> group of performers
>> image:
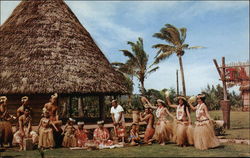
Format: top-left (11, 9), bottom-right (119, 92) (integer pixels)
top-left (0, 92), bottom-right (220, 151)
top-left (137, 93), bottom-right (220, 150)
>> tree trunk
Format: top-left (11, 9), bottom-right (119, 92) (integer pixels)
top-left (78, 96), bottom-right (84, 117)
top-left (140, 79), bottom-right (145, 95)
top-left (178, 55), bottom-right (186, 97)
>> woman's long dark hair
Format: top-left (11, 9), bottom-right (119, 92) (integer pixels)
top-left (179, 98), bottom-right (190, 115)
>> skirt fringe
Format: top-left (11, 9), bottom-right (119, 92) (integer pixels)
top-left (194, 120), bottom-right (220, 150)
top-left (153, 120), bottom-right (172, 144)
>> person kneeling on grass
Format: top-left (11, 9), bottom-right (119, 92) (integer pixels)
top-left (128, 123), bottom-right (140, 146)
top-left (93, 120), bottom-right (113, 147)
top-left (139, 107), bottom-right (155, 145)
top-left (75, 121), bottom-right (89, 147)
top-left (62, 118), bottom-right (77, 148)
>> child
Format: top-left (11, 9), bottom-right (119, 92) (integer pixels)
top-left (38, 111), bottom-right (55, 149)
top-left (116, 122), bottom-right (126, 144)
top-left (75, 121), bottom-right (89, 147)
top-left (129, 123), bottom-right (140, 146)
top-left (62, 118), bottom-right (77, 147)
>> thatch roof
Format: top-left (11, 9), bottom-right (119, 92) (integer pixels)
top-left (0, 0), bottom-right (128, 95)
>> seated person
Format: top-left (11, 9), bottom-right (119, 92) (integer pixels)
top-left (128, 123), bottom-right (140, 146)
top-left (13, 107), bottom-right (38, 151)
top-left (93, 120), bottom-right (113, 147)
top-left (62, 118), bottom-right (77, 147)
top-left (116, 122), bottom-right (126, 143)
top-left (75, 121), bottom-right (89, 147)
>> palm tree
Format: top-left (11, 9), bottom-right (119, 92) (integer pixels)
top-left (152, 24), bottom-right (203, 96)
top-left (113, 37), bottom-right (159, 95)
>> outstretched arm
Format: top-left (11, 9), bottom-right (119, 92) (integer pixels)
top-left (165, 96), bottom-right (177, 108)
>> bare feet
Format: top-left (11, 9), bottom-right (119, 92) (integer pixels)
top-left (160, 142), bottom-right (165, 146)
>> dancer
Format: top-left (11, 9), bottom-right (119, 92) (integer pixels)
top-left (75, 121), bottom-right (89, 147)
top-left (93, 120), bottom-right (113, 146)
top-left (128, 123), bottom-right (140, 146)
top-left (0, 96), bottom-right (13, 147)
top-left (166, 95), bottom-right (194, 146)
top-left (43, 93), bottom-right (63, 147)
top-left (139, 107), bottom-right (155, 144)
top-left (38, 111), bottom-right (55, 149)
top-left (62, 118), bottom-right (77, 147)
top-left (188, 94), bottom-right (220, 150)
top-left (13, 107), bottom-right (38, 151)
top-left (144, 97), bottom-right (174, 145)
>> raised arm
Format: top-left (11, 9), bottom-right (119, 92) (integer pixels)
top-left (188, 101), bottom-right (197, 111)
top-left (165, 96), bottom-right (177, 108)
top-left (141, 96), bottom-right (157, 109)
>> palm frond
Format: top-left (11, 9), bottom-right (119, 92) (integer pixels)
top-left (179, 28), bottom-right (187, 44)
top-left (154, 51), bottom-right (173, 64)
top-left (186, 46), bottom-right (205, 49)
top-left (119, 50), bottom-right (136, 61)
top-left (146, 66), bottom-right (159, 77)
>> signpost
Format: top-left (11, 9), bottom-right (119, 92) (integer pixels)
top-left (213, 57), bottom-right (250, 129)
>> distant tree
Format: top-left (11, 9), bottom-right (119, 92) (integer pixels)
top-left (153, 24), bottom-right (203, 96)
top-left (116, 37), bottom-right (159, 95)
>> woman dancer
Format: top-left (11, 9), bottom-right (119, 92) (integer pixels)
top-left (143, 97), bottom-right (174, 145)
top-left (188, 94), bottom-right (220, 150)
top-left (166, 95), bottom-right (194, 146)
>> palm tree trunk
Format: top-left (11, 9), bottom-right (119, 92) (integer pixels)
top-left (178, 55), bottom-right (186, 97)
top-left (140, 79), bottom-right (145, 95)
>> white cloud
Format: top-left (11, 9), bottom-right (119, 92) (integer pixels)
top-left (178, 1), bottom-right (249, 19)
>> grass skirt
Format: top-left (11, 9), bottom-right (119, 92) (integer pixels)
top-left (194, 120), bottom-right (220, 150)
top-left (153, 120), bottom-right (172, 144)
top-left (62, 133), bottom-right (77, 147)
top-left (0, 121), bottom-right (13, 145)
top-left (176, 121), bottom-right (194, 146)
top-left (38, 127), bottom-right (54, 148)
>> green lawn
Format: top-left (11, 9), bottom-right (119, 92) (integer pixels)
top-left (1, 143), bottom-right (249, 158)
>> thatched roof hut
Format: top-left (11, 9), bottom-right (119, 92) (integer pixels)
top-left (0, 0), bottom-right (129, 122)
top-left (0, 0), bottom-right (128, 95)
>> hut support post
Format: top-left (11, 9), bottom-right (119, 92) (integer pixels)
top-left (99, 95), bottom-right (105, 121)
top-left (78, 96), bottom-right (84, 118)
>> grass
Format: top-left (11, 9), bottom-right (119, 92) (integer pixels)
top-left (1, 143), bottom-right (249, 158)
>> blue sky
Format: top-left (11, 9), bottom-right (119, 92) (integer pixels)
top-left (1, 1), bottom-right (249, 95)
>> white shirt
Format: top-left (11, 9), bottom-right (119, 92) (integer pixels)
top-left (110, 105), bottom-right (125, 123)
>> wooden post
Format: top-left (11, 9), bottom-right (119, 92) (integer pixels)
top-left (78, 96), bottom-right (84, 118)
top-left (176, 69), bottom-right (179, 96)
top-left (99, 95), bottom-right (105, 121)
top-left (213, 57), bottom-right (231, 129)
